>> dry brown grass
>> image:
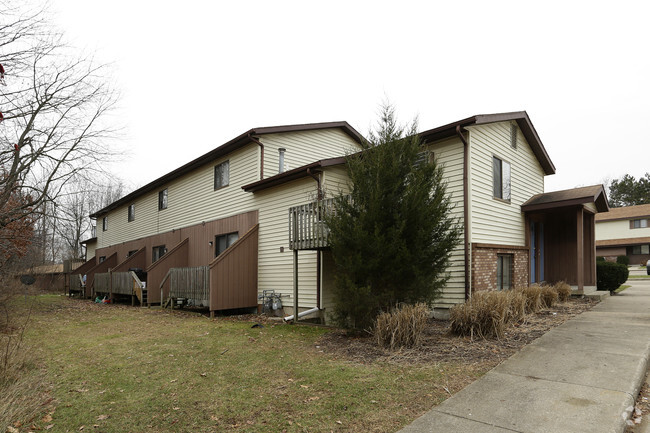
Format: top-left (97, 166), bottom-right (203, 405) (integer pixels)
top-left (0, 296), bottom-right (50, 433)
top-left (554, 281), bottom-right (572, 302)
top-left (449, 291), bottom-right (512, 339)
top-left (374, 303), bottom-right (429, 350)
top-left (518, 285), bottom-right (543, 313)
top-left (540, 285), bottom-right (559, 308)
top-left (450, 283), bottom-right (574, 341)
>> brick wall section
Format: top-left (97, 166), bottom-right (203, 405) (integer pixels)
top-left (472, 244), bottom-right (529, 292)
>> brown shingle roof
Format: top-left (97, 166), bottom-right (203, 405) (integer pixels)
top-left (596, 236), bottom-right (650, 247)
top-left (595, 204), bottom-right (650, 222)
top-left (521, 185), bottom-right (609, 212)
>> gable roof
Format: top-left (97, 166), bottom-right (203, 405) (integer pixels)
top-left (90, 121), bottom-right (363, 218)
top-left (521, 185), bottom-right (609, 212)
top-left (595, 203), bottom-right (650, 222)
top-left (419, 111), bottom-right (556, 175)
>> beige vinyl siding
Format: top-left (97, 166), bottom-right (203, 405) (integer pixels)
top-left (596, 219), bottom-right (650, 240)
top-left (97, 143), bottom-right (259, 248)
top-left (321, 165), bottom-right (350, 197)
top-left (425, 136), bottom-right (467, 308)
top-left (468, 122), bottom-right (545, 247)
top-left (85, 242), bottom-right (96, 260)
top-left (260, 129), bottom-right (360, 177)
top-left (254, 178), bottom-right (321, 310)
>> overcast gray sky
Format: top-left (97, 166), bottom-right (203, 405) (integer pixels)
top-left (51, 0), bottom-right (650, 194)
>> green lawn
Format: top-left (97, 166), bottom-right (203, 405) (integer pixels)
top-left (9, 295), bottom-right (483, 433)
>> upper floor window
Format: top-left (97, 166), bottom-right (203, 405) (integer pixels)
top-left (214, 160), bottom-right (230, 190)
top-left (99, 256), bottom-right (106, 263)
top-left (128, 204), bottom-right (135, 222)
top-left (414, 150), bottom-right (434, 167)
top-left (102, 216), bottom-right (108, 231)
top-left (215, 232), bottom-right (239, 257)
top-left (158, 189), bottom-right (168, 210)
top-left (493, 156), bottom-right (511, 201)
top-left (632, 219), bottom-right (648, 229)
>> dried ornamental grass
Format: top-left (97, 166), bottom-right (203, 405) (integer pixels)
top-left (505, 290), bottom-right (527, 323)
top-left (540, 285), bottom-right (559, 308)
top-left (554, 281), bottom-right (572, 302)
top-left (450, 291), bottom-right (510, 339)
top-left (374, 303), bottom-right (429, 350)
top-left (518, 285), bottom-right (542, 313)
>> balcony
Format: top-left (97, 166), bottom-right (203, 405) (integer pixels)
top-left (289, 197), bottom-right (340, 250)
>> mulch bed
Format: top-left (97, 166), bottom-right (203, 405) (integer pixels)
top-left (317, 298), bottom-right (597, 367)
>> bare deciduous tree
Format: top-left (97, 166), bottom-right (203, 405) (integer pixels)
top-left (0, 1), bottom-right (119, 237)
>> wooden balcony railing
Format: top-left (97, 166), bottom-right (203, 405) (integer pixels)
top-left (163, 266), bottom-right (210, 305)
top-left (289, 197), bottom-right (341, 250)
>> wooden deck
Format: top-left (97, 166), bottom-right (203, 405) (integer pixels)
top-left (289, 197), bottom-right (338, 250)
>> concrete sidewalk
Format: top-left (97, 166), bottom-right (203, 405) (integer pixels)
top-left (398, 281), bottom-right (650, 433)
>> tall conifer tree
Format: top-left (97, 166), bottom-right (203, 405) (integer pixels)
top-left (326, 104), bottom-right (461, 329)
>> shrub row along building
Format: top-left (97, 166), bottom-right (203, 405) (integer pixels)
top-left (73, 111), bottom-right (609, 321)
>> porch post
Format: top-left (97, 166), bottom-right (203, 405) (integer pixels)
top-left (576, 207), bottom-right (584, 290)
top-left (293, 249), bottom-right (299, 323)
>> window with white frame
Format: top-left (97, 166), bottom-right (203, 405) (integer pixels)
top-left (102, 216), bottom-right (108, 231)
top-left (493, 156), bottom-right (511, 201)
top-left (214, 160), bottom-right (230, 190)
top-left (497, 254), bottom-right (513, 290)
top-left (128, 204), bottom-right (135, 222)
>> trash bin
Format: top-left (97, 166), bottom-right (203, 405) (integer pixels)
top-left (129, 268), bottom-right (147, 282)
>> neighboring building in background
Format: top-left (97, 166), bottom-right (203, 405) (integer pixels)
top-left (596, 204), bottom-right (650, 264)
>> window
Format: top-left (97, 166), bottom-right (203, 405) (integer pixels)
top-left (215, 232), bottom-right (239, 257)
top-left (632, 245), bottom-right (650, 255)
top-left (128, 204), bottom-right (135, 222)
top-left (102, 216), bottom-right (108, 231)
top-left (414, 150), bottom-right (434, 167)
top-left (99, 256), bottom-right (106, 263)
top-left (152, 245), bottom-right (166, 263)
top-left (633, 219), bottom-right (648, 229)
top-left (214, 160), bottom-right (230, 190)
top-left (158, 189), bottom-right (168, 210)
top-left (493, 156), bottom-right (511, 201)
top-left (496, 254), bottom-right (513, 290)
top-left (127, 250), bottom-right (138, 257)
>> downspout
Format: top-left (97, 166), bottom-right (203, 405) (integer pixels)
top-left (248, 135), bottom-right (264, 180)
top-left (306, 168), bottom-right (323, 200)
top-left (456, 125), bottom-right (471, 301)
top-left (307, 167), bottom-right (323, 309)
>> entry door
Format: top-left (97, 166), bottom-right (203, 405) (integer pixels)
top-left (530, 222), bottom-right (545, 283)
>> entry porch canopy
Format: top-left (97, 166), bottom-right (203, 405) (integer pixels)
top-left (521, 185), bottom-right (609, 294)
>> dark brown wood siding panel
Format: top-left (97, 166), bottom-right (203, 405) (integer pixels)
top-left (93, 211), bottom-right (258, 270)
top-left (87, 253), bottom-right (118, 297)
top-left (543, 211), bottom-right (578, 286)
top-left (112, 247), bottom-right (146, 273)
top-left (209, 224), bottom-right (258, 311)
top-left (146, 238), bottom-right (189, 304)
